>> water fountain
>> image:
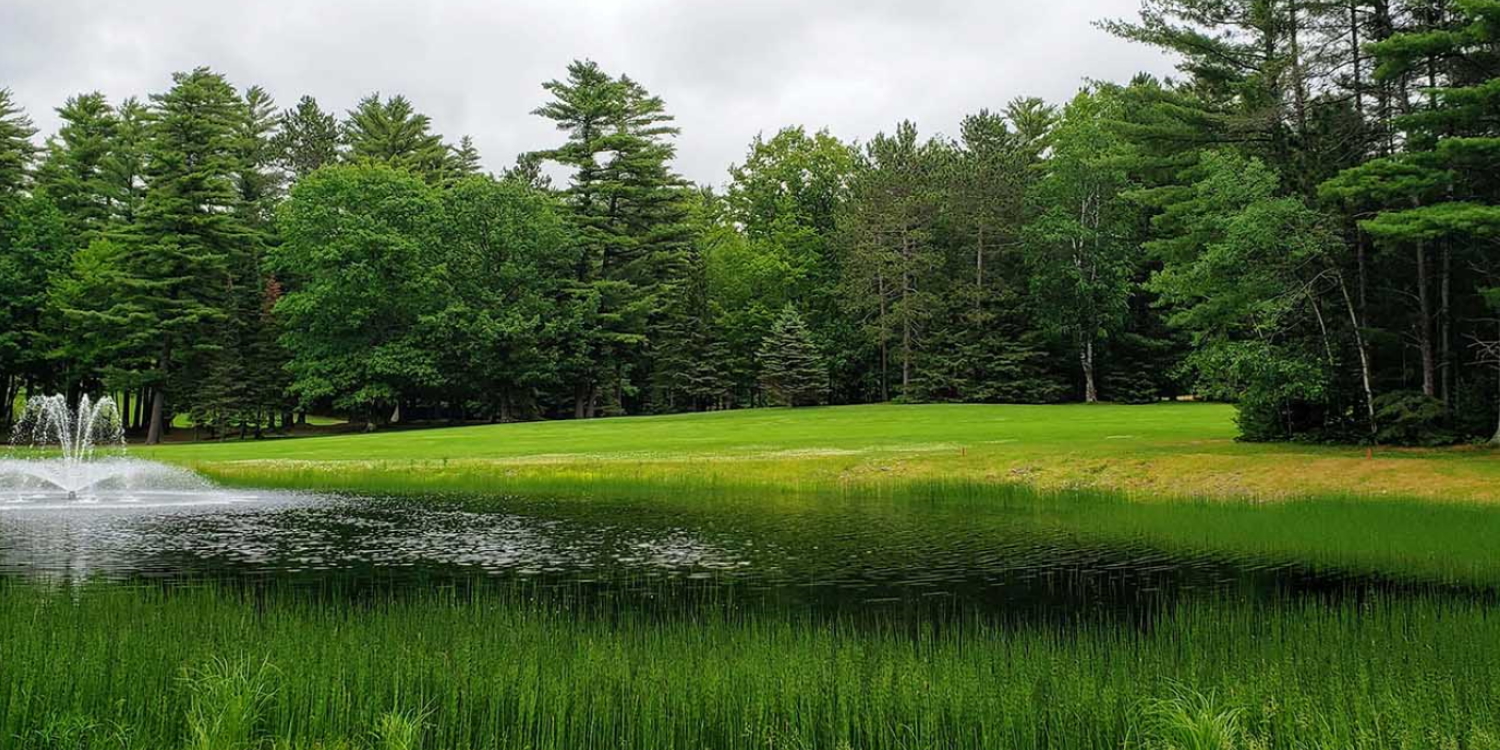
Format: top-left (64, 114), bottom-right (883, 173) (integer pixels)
top-left (1, 394), bottom-right (212, 504)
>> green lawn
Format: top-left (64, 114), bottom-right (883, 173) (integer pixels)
top-left (145, 403), bottom-right (1500, 501)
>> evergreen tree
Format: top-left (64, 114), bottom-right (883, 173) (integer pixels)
top-left (447, 135), bottom-right (483, 178)
top-left (0, 197), bottom-right (70, 422)
top-left (503, 151), bottom-right (553, 190)
top-left (758, 305), bottom-right (827, 407)
top-left (34, 92), bottom-right (117, 239)
top-left (100, 98), bottom-right (148, 226)
top-left (343, 93), bottom-right (449, 181)
top-left (651, 212), bottom-right (729, 411)
top-left (837, 122), bottom-right (947, 401)
top-left (0, 88), bottom-right (35, 200)
top-left (0, 88), bottom-right (38, 426)
top-left (724, 127), bottom-right (856, 402)
top-left (275, 95), bottom-right (341, 181)
top-left (111, 67), bottom-right (255, 443)
top-left (1322, 0), bottom-right (1500, 409)
top-left (233, 85), bottom-right (283, 228)
top-left (533, 60), bottom-right (694, 416)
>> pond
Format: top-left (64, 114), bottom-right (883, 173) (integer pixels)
top-left (1, 485), bottom-right (1488, 620)
top-left (6, 470), bottom-right (1500, 749)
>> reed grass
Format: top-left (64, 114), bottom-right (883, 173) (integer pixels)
top-left (2, 581), bottom-right (1498, 750)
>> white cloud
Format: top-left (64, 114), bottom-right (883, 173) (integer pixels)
top-left (0, 0), bottom-right (1174, 186)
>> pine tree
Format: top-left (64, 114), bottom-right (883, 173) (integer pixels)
top-left (112, 67), bottom-right (255, 443)
top-left (502, 151), bottom-right (552, 190)
top-left (0, 90), bottom-right (39, 428)
top-left (447, 135), bottom-right (482, 179)
top-left (758, 305), bottom-right (826, 407)
top-left (533, 60), bottom-right (694, 417)
top-left (100, 98), bottom-right (148, 226)
top-left (34, 92), bottom-right (117, 239)
top-left (234, 85), bottom-right (284, 228)
top-left (275, 95), bottom-right (341, 181)
top-left (1324, 0), bottom-right (1500, 396)
top-left (344, 94), bottom-right (449, 182)
top-left (0, 89), bottom-right (35, 200)
top-left (836, 121), bottom-right (946, 401)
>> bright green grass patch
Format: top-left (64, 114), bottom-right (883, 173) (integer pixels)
top-left (144, 403), bottom-right (1500, 502)
top-left (2, 582), bottom-right (1497, 750)
top-left (150, 403), bottom-right (1240, 462)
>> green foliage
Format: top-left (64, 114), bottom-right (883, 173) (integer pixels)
top-left (34, 92), bottom-right (117, 238)
top-left (274, 96), bottom-right (341, 180)
top-left (272, 165), bottom-right (444, 418)
top-left (1373, 390), bottom-right (1457, 446)
top-left (757, 305), bottom-right (826, 407)
top-left (181, 658), bottom-right (277, 750)
top-left (6, 0), bottom-right (1500, 442)
top-left (1139, 685), bottom-right (1245, 750)
top-left (836, 121), bottom-right (949, 401)
top-left (532, 59), bottom-right (694, 416)
top-left (342, 94), bottom-right (449, 180)
top-left (370, 709), bottom-right (427, 750)
top-left (0, 88), bottom-right (36, 198)
top-left (1024, 88), bottom-right (1138, 402)
top-left (432, 175), bottom-right (574, 419)
top-left (7, 581), bottom-right (1500, 749)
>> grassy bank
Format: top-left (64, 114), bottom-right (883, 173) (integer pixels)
top-left (3, 582), bottom-right (1498, 750)
top-left (146, 403), bottom-right (1500, 502)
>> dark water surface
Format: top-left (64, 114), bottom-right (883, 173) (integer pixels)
top-left (2, 487), bottom-right (1487, 620)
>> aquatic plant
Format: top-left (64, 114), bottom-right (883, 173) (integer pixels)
top-left (3, 582), bottom-right (1499, 749)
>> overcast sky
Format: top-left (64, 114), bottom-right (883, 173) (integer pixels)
top-left (1, 0), bottom-right (1175, 187)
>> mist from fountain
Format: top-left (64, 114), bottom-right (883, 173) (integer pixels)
top-left (2, 394), bottom-right (215, 504)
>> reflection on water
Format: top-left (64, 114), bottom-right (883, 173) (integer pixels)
top-left (1, 489), bottom-right (1478, 618)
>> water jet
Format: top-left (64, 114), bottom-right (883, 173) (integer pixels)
top-left (2, 394), bottom-right (218, 504)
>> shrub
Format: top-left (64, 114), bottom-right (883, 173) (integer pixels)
top-left (1373, 391), bottom-right (1455, 447)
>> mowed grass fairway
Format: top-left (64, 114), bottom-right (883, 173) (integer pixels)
top-left (149, 403), bottom-right (1500, 501)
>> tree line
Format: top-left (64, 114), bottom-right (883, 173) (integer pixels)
top-left (2, 0), bottom-right (1498, 445)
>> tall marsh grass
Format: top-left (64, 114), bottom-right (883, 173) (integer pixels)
top-left (3, 581), bottom-right (1499, 749)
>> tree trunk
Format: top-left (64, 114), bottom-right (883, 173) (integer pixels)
top-left (120, 390), bottom-right (131, 435)
top-left (975, 225), bottom-right (985, 308)
top-left (877, 271), bottom-right (889, 402)
top-left (1081, 338), bottom-right (1098, 404)
top-left (1416, 242), bottom-right (1437, 397)
top-left (1, 376), bottom-right (14, 432)
top-left (1373, 0), bottom-right (1398, 154)
top-left (1350, 1), bottom-right (1364, 118)
top-left (1440, 243), bottom-right (1453, 406)
top-left (1337, 273), bottom-right (1379, 441)
top-left (145, 389), bottom-right (166, 446)
top-left (901, 251), bottom-right (912, 397)
top-left (1355, 230), bottom-right (1368, 318)
top-left (1493, 325), bottom-right (1500, 446)
top-left (1289, 0), bottom-right (1310, 143)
